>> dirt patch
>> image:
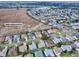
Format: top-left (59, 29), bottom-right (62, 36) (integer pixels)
top-left (0, 8), bottom-right (51, 37)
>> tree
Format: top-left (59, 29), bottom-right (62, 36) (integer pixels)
top-left (27, 42), bottom-right (32, 45)
top-left (63, 50), bottom-right (67, 53)
top-left (69, 50), bottom-right (74, 54)
top-left (41, 34), bottom-right (48, 40)
top-left (56, 42), bottom-right (62, 47)
top-left (56, 42), bottom-right (66, 47)
top-left (72, 48), bottom-right (76, 51)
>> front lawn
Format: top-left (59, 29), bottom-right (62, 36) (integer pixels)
top-left (60, 52), bottom-right (71, 57)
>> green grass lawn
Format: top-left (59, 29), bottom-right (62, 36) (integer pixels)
top-left (0, 48), bottom-right (3, 52)
top-left (60, 52), bottom-right (71, 57)
top-left (55, 42), bottom-right (67, 47)
top-left (20, 38), bottom-right (26, 42)
top-left (72, 50), bottom-right (79, 55)
top-left (0, 41), bottom-right (9, 46)
top-left (60, 49), bottom-right (79, 57)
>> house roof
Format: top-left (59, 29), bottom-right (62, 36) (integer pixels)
top-left (74, 42), bottom-right (79, 48)
top-left (35, 51), bottom-right (44, 57)
top-left (21, 34), bottom-right (27, 38)
top-left (29, 41), bottom-right (37, 50)
top-left (53, 37), bottom-right (61, 44)
top-left (44, 49), bottom-right (55, 57)
top-left (47, 29), bottom-right (53, 34)
top-left (45, 40), bottom-right (54, 47)
top-left (76, 33), bottom-right (79, 38)
top-left (8, 46), bottom-right (18, 56)
top-left (27, 32), bottom-right (34, 36)
top-left (53, 47), bottom-right (62, 56)
top-left (76, 48), bottom-right (79, 52)
top-left (5, 35), bottom-right (12, 41)
top-left (0, 46), bottom-right (8, 57)
top-left (35, 31), bottom-right (42, 38)
top-left (0, 37), bottom-right (5, 42)
top-left (13, 34), bottom-right (21, 42)
top-left (21, 34), bottom-right (28, 41)
top-left (13, 34), bottom-right (20, 39)
top-left (61, 45), bottom-right (72, 51)
top-left (42, 30), bottom-right (48, 35)
top-left (38, 40), bottom-right (45, 48)
top-left (66, 36), bottom-right (75, 41)
top-left (19, 44), bottom-right (27, 52)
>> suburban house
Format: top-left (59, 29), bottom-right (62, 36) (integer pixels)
top-left (21, 34), bottom-right (28, 41)
top-left (0, 46), bottom-right (8, 57)
top-left (38, 40), bottom-right (45, 48)
top-left (0, 37), bottom-right (5, 43)
top-left (53, 37), bottom-right (61, 44)
top-left (47, 29), bottom-right (53, 34)
top-left (13, 34), bottom-right (21, 43)
top-left (66, 35), bottom-right (76, 42)
top-left (5, 35), bottom-right (13, 44)
top-left (27, 32), bottom-right (36, 40)
top-left (74, 42), bottom-right (79, 48)
top-left (44, 48), bottom-right (55, 57)
top-left (8, 46), bottom-right (18, 56)
top-left (44, 40), bottom-right (54, 47)
top-left (28, 41), bottom-right (37, 50)
top-left (75, 33), bottom-right (79, 39)
top-left (42, 30), bottom-right (49, 37)
top-left (53, 47), bottom-right (62, 57)
top-left (61, 45), bottom-right (72, 52)
top-left (35, 51), bottom-right (44, 57)
top-left (19, 44), bottom-right (27, 52)
top-left (35, 31), bottom-right (42, 38)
